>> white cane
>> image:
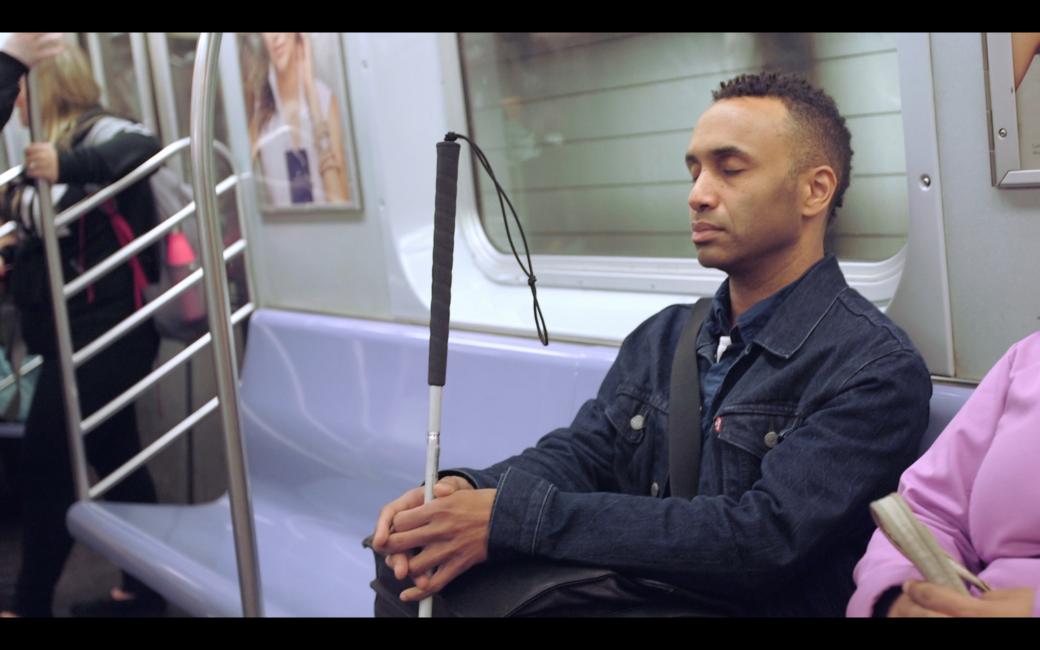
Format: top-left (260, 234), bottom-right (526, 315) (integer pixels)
top-left (419, 138), bottom-right (461, 618)
top-left (417, 132), bottom-right (547, 618)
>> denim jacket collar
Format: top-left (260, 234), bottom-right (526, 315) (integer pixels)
top-left (696, 254), bottom-right (848, 360)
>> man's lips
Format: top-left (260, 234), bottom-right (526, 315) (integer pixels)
top-left (692, 221), bottom-right (723, 244)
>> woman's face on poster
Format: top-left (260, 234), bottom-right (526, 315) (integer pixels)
top-left (262, 33), bottom-right (299, 73)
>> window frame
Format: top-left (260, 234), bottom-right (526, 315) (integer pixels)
top-left (442, 32), bottom-right (954, 374)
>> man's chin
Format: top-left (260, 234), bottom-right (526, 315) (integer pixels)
top-left (694, 247), bottom-right (726, 271)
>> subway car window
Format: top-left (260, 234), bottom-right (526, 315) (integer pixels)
top-left (80, 33), bottom-right (144, 125)
top-left (459, 32), bottom-right (908, 262)
top-left (166, 33), bottom-right (233, 179)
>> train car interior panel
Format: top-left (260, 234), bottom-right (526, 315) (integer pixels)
top-left (0, 32), bottom-right (1037, 618)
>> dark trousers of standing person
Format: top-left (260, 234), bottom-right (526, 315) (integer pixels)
top-left (12, 319), bottom-right (160, 617)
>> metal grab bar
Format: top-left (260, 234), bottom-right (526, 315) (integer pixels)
top-left (27, 67), bottom-right (92, 500)
top-left (22, 34), bottom-right (260, 617)
top-left (80, 300), bottom-right (253, 437)
top-left (55, 139), bottom-right (188, 230)
top-left (0, 356), bottom-right (43, 394)
top-left (0, 165), bottom-right (23, 189)
top-left (72, 238), bottom-right (246, 369)
top-left (64, 174), bottom-right (238, 299)
top-left (84, 300), bottom-right (254, 499)
top-left (90, 396), bottom-right (220, 500)
top-left (0, 138), bottom-right (233, 252)
top-left (55, 137), bottom-right (236, 231)
top-left (192, 33), bottom-right (263, 618)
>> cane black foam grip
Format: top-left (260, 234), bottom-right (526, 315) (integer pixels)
top-left (428, 140), bottom-right (461, 387)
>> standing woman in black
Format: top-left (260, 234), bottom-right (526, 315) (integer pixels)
top-left (0, 40), bottom-right (164, 617)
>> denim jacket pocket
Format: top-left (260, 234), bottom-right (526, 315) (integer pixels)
top-left (605, 383), bottom-right (664, 444)
top-left (605, 383), bottom-right (666, 493)
top-left (711, 405), bottom-right (801, 494)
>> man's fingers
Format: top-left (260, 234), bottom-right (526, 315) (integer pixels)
top-left (391, 500), bottom-right (438, 533)
top-left (432, 482), bottom-right (457, 498)
top-left (383, 526), bottom-right (438, 554)
top-left (406, 542), bottom-right (458, 578)
top-left (433, 476), bottom-right (473, 497)
top-left (400, 556), bottom-right (470, 602)
top-left (372, 487), bottom-right (424, 547)
top-left (388, 553), bottom-right (411, 581)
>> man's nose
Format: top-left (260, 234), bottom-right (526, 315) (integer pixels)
top-left (688, 174), bottom-right (718, 213)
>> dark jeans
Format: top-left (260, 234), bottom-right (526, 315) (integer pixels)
top-left (13, 320), bottom-right (160, 617)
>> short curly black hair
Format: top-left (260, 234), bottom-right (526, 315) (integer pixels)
top-left (712, 72), bottom-right (853, 224)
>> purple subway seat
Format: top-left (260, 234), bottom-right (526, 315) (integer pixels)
top-left (67, 308), bottom-right (617, 616)
top-left (65, 308), bottom-right (971, 616)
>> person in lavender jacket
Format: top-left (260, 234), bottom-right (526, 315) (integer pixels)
top-left (847, 332), bottom-right (1040, 617)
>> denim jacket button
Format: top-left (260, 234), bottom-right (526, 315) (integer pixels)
top-left (629, 414), bottom-right (645, 431)
top-left (764, 431), bottom-right (780, 448)
top-left (650, 481), bottom-right (660, 497)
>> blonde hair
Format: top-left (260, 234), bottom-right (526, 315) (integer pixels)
top-left (30, 42), bottom-right (101, 145)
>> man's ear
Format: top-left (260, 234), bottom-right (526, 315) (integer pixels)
top-left (802, 165), bottom-right (837, 221)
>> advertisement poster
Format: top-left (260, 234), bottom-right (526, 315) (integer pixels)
top-left (236, 33), bottom-right (360, 212)
top-left (1013, 33), bottom-right (1040, 168)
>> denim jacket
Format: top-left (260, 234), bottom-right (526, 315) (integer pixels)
top-left (448, 255), bottom-right (932, 617)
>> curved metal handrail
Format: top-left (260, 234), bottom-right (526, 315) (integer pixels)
top-left (191, 32), bottom-right (263, 619)
top-left (19, 34), bottom-right (261, 618)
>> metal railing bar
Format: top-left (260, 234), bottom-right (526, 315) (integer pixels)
top-left (80, 302), bottom-right (254, 436)
top-left (0, 165), bottom-right (23, 189)
top-left (72, 239), bottom-right (246, 368)
top-left (55, 139), bottom-right (190, 230)
top-left (55, 138), bottom-right (237, 231)
top-left (0, 356), bottom-right (43, 394)
top-left (64, 174), bottom-right (237, 299)
top-left (88, 396), bottom-right (220, 500)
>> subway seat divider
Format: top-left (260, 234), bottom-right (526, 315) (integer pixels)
top-left (65, 308), bottom-right (971, 616)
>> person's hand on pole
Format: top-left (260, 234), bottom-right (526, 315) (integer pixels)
top-left (2, 33), bottom-right (65, 68)
top-left (24, 143), bottom-right (59, 183)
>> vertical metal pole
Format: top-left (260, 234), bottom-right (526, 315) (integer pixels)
top-left (231, 160), bottom-right (259, 311)
top-left (85, 33), bottom-right (109, 108)
top-left (146, 33), bottom-right (186, 181)
top-left (129, 33), bottom-right (159, 137)
top-left (25, 71), bottom-right (92, 501)
top-left (189, 33), bottom-right (264, 618)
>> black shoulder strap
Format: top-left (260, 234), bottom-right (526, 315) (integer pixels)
top-left (667, 298), bottom-right (713, 499)
top-left (65, 107), bottom-right (109, 149)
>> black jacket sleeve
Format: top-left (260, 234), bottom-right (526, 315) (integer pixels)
top-left (57, 121), bottom-right (161, 185)
top-left (0, 52), bottom-right (28, 131)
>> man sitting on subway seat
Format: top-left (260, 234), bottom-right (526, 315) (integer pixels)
top-left (371, 72), bottom-right (932, 617)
